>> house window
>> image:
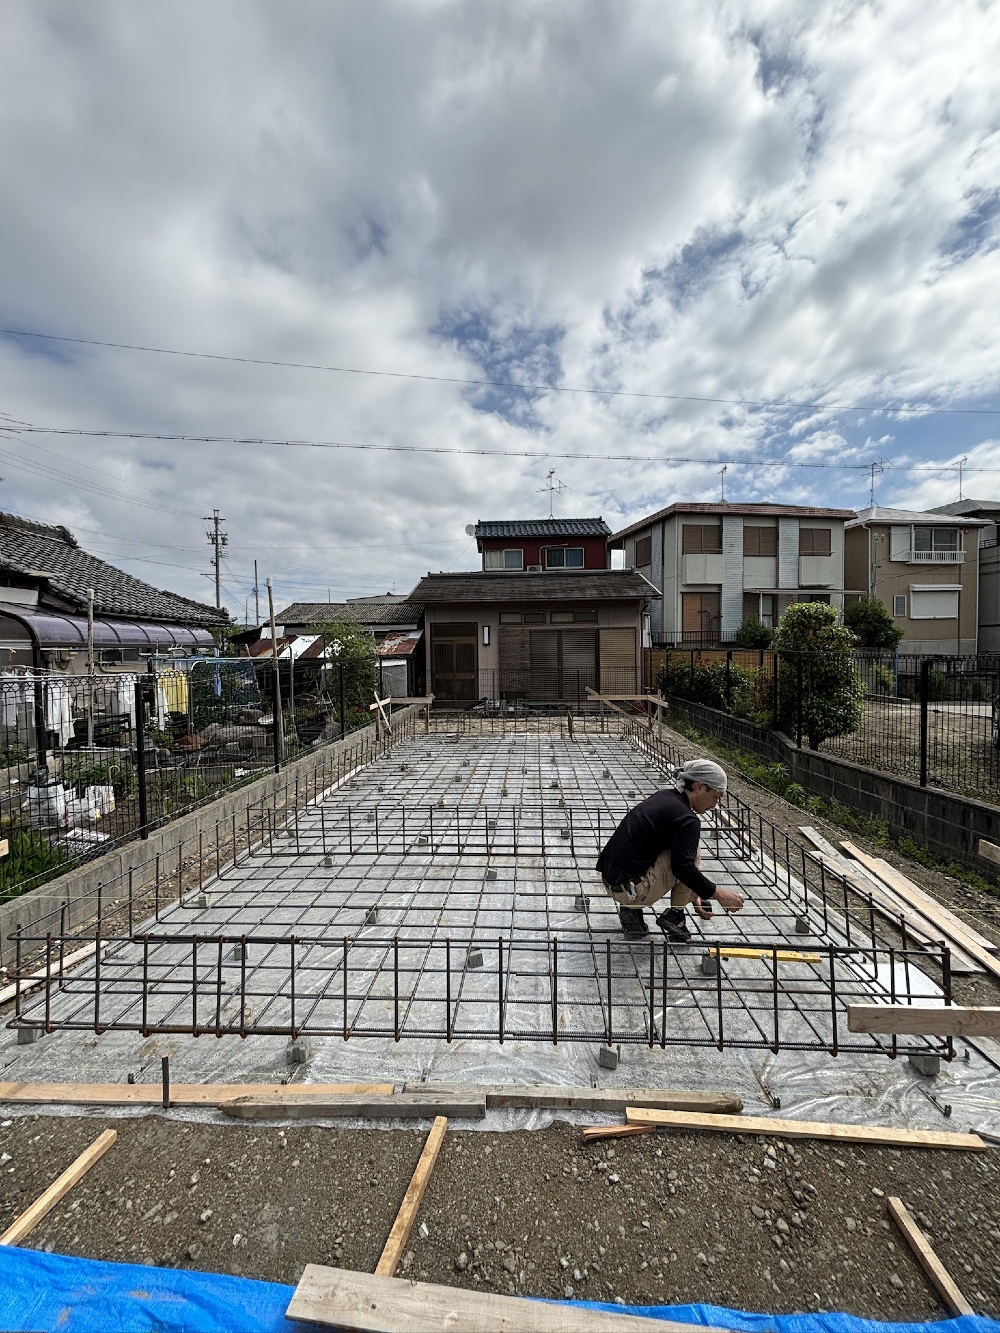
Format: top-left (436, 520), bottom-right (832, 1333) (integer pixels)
top-left (545, 546), bottom-right (584, 568)
top-left (914, 526), bottom-right (958, 554)
top-left (799, 527), bottom-right (832, 556)
top-left (910, 587), bottom-right (960, 619)
top-left (634, 535), bottom-right (653, 566)
top-left (893, 594), bottom-right (907, 617)
top-left (550, 611), bottom-right (573, 623)
top-left (485, 548), bottom-right (524, 570)
top-left (573, 609), bottom-right (598, 622)
top-left (680, 525), bottom-right (721, 555)
top-left (744, 525), bottom-right (777, 557)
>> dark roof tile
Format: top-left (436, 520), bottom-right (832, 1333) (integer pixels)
top-left (475, 517), bottom-right (610, 539)
top-left (410, 570), bottom-right (658, 602)
top-left (277, 600), bottom-right (423, 626)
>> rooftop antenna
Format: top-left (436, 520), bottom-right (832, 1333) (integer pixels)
top-left (958, 455), bottom-right (968, 500)
top-left (868, 459), bottom-right (885, 508)
top-left (537, 468), bottom-right (568, 518)
top-left (719, 464), bottom-right (727, 503)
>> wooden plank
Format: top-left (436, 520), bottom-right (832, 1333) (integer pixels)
top-left (0, 837), bottom-right (8, 858)
top-left (803, 845), bottom-right (984, 974)
top-left (841, 841), bottom-right (1000, 957)
top-left (581, 1124), bottom-right (656, 1142)
top-left (221, 1091), bottom-right (486, 1120)
top-left (0, 1080), bottom-right (394, 1107)
top-left (0, 942), bottom-right (100, 1007)
top-left (624, 1107), bottom-right (987, 1152)
top-left (848, 1003), bottom-right (1000, 1039)
top-left (0, 1128), bottom-right (117, 1245)
top-left (713, 946), bottom-right (821, 964)
top-left (286, 1264), bottom-right (732, 1332)
top-left (978, 838), bottom-right (1000, 868)
top-left (887, 1196), bottom-right (974, 1316)
top-left (400, 1083), bottom-right (743, 1116)
top-left (375, 1117), bottom-right (448, 1277)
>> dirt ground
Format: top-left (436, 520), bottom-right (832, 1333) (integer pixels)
top-left (1, 1113), bottom-right (998, 1320)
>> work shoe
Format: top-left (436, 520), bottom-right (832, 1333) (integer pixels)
top-left (655, 907), bottom-right (692, 944)
top-left (618, 904), bottom-right (648, 939)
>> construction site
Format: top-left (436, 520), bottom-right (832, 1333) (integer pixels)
top-left (2, 703), bottom-right (1000, 1331)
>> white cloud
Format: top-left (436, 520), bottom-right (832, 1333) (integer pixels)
top-left (0, 0), bottom-right (998, 619)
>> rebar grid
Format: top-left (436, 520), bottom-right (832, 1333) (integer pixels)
top-left (9, 722), bottom-right (951, 1057)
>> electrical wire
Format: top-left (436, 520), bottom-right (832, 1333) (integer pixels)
top-left (12, 423), bottom-right (1000, 475)
top-left (3, 326), bottom-right (1000, 417)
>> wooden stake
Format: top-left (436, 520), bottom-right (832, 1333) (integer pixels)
top-left (581, 1124), bottom-right (655, 1142)
top-left (0, 1128), bottom-right (117, 1245)
top-left (375, 1116), bottom-right (448, 1277)
top-left (887, 1196), bottom-right (974, 1316)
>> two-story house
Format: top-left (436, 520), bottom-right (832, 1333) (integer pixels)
top-left (844, 507), bottom-right (988, 654)
top-left (928, 500), bottom-right (1000, 652)
top-left (474, 518), bottom-right (610, 571)
top-left (610, 503), bottom-right (856, 643)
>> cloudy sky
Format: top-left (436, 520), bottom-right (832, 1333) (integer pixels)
top-left (1, 0), bottom-right (998, 622)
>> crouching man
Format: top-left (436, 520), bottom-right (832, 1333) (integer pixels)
top-left (596, 758), bottom-right (745, 941)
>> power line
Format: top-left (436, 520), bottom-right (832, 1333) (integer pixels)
top-left (3, 326), bottom-right (1000, 418)
top-left (14, 422), bottom-right (1000, 474)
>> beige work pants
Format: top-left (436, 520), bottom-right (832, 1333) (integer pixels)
top-left (604, 849), bottom-right (702, 910)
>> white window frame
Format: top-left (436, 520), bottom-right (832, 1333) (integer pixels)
top-left (544, 546), bottom-right (584, 569)
top-left (892, 594), bottom-right (907, 618)
top-left (485, 548), bottom-right (524, 570)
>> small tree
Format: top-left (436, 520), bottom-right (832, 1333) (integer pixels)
top-left (772, 602), bottom-right (864, 749)
top-left (734, 618), bottom-right (773, 649)
top-left (311, 617), bottom-right (378, 730)
top-left (842, 597), bottom-right (904, 649)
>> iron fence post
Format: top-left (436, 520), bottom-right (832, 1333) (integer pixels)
top-left (271, 665), bottom-right (282, 774)
top-left (771, 650), bottom-right (778, 726)
top-left (725, 650), bottom-right (733, 713)
top-left (796, 654), bottom-right (803, 748)
top-left (134, 678), bottom-right (149, 839)
top-left (919, 658), bottom-right (930, 787)
top-left (338, 662), bottom-right (346, 738)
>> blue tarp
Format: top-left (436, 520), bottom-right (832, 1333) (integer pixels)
top-left (1, 1246), bottom-right (998, 1333)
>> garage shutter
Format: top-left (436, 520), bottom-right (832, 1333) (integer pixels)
top-left (600, 627), bottom-right (637, 694)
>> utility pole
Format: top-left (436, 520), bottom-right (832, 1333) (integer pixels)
top-left (253, 560), bottom-right (260, 626)
top-left (204, 509), bottom-right (228, 609)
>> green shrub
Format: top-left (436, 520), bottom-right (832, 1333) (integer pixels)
top-left (0, 832), bottom-right (68, 902)
top-left (734, 619), bottom-right (773, 649)
top-left (772, 603), bottom-right (864, 749)
top-left (842, 597), bottom-right (904, 649)
top-left (61, 756), bottom-right (137, 800)
top-left (873, 664), bottom-right (895, 694)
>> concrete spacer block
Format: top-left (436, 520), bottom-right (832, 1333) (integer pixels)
top-left (908, 1053), bottom-right (941, 1078)
top-left (366, 812), bottom-right (375, 822)
top-left (487, 819), bottom-right (496, 829)
top-left (602, 769), bottom-right (610, 779)
top-left (17, 1025), bottom-right (42, 1045)
top-left (550, 780), bottom-right (560, 789)
top-left (501, 788), bottom-right (509, 797)
top-left (597, 1045), bottom-right (619, 1071)
top-left (416, 835), bottom-right (428, 846)
top-left (485, 868), bottom-right (498, 880)
top-left (323, 855), bottom-right (335, 868)
top-left (574, 894), bottom-right (589, 911)
top-left (467, 947), bottom-right (484, 969)
top-left (794, 915), bottom-right (811, 936)
top-left (559, 828), bottom-right (571, 839)
top-left (231, 941), bottom-right (247, 960)
top-left (286, 1038), bottom-right (312, 1066)
top-left (626, 790), bottom-right (636, 798)
top-left (197, 892), bottom-right (211, 910)
top-left (364, 907), bottom-right (379, 925)
top-left (700, 950), bottom-right (719, 977)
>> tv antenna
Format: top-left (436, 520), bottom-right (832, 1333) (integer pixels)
top-left (719, 464), bottom-right (727, 503)
top-left (538, 468), bottom-right (569, 518)
top-left (867, 459), bottom-right (886, 508)
top-left (958, 456), bottom-right (968, 500)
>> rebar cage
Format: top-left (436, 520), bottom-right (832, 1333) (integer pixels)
top-left (8, 714), bottom-right (953, 1059)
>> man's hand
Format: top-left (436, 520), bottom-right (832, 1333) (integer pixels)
top-left (713, 887), bottom-right (745, 913)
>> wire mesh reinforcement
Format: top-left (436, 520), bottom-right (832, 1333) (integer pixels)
top-left (8, 721), bottom-right (953, 1057)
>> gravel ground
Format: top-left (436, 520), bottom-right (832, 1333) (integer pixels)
top-left (2, 1113), bottom-right (998, 1321)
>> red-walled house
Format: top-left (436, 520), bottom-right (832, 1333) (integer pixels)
top-left (474, 518), bottom-right (611, 571)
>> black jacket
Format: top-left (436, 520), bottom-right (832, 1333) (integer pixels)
top-left (595, 787), bottom-right (716, 899)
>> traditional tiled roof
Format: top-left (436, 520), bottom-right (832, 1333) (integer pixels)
top-left (475, 518), bottom-right (610, 540)
top-left (0, 512), bottom-right (228, 626)
top-left (410, 570), bottom-right (659, 602)
top-left (277, 600), bottom-right (424, 626)
top-left (612, 502), bottom-right (856, 542)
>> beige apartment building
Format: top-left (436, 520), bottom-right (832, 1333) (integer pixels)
top-left (610, 502), bottom-right (856, 642)
top-left (844, 507), bottom-right (988, 654)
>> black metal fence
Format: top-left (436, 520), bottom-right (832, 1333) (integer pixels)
top-left (0, 655), bottom-right (389, 902)
top-left (468, 665), bottom-right (641, 715)
top-left (654, 647), bottom-right (1000, 800)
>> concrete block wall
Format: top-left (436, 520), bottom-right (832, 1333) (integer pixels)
top-left (0, 707), bottom-right (424, 972)
top-left (667, 696), bottom-right (1000, 879)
